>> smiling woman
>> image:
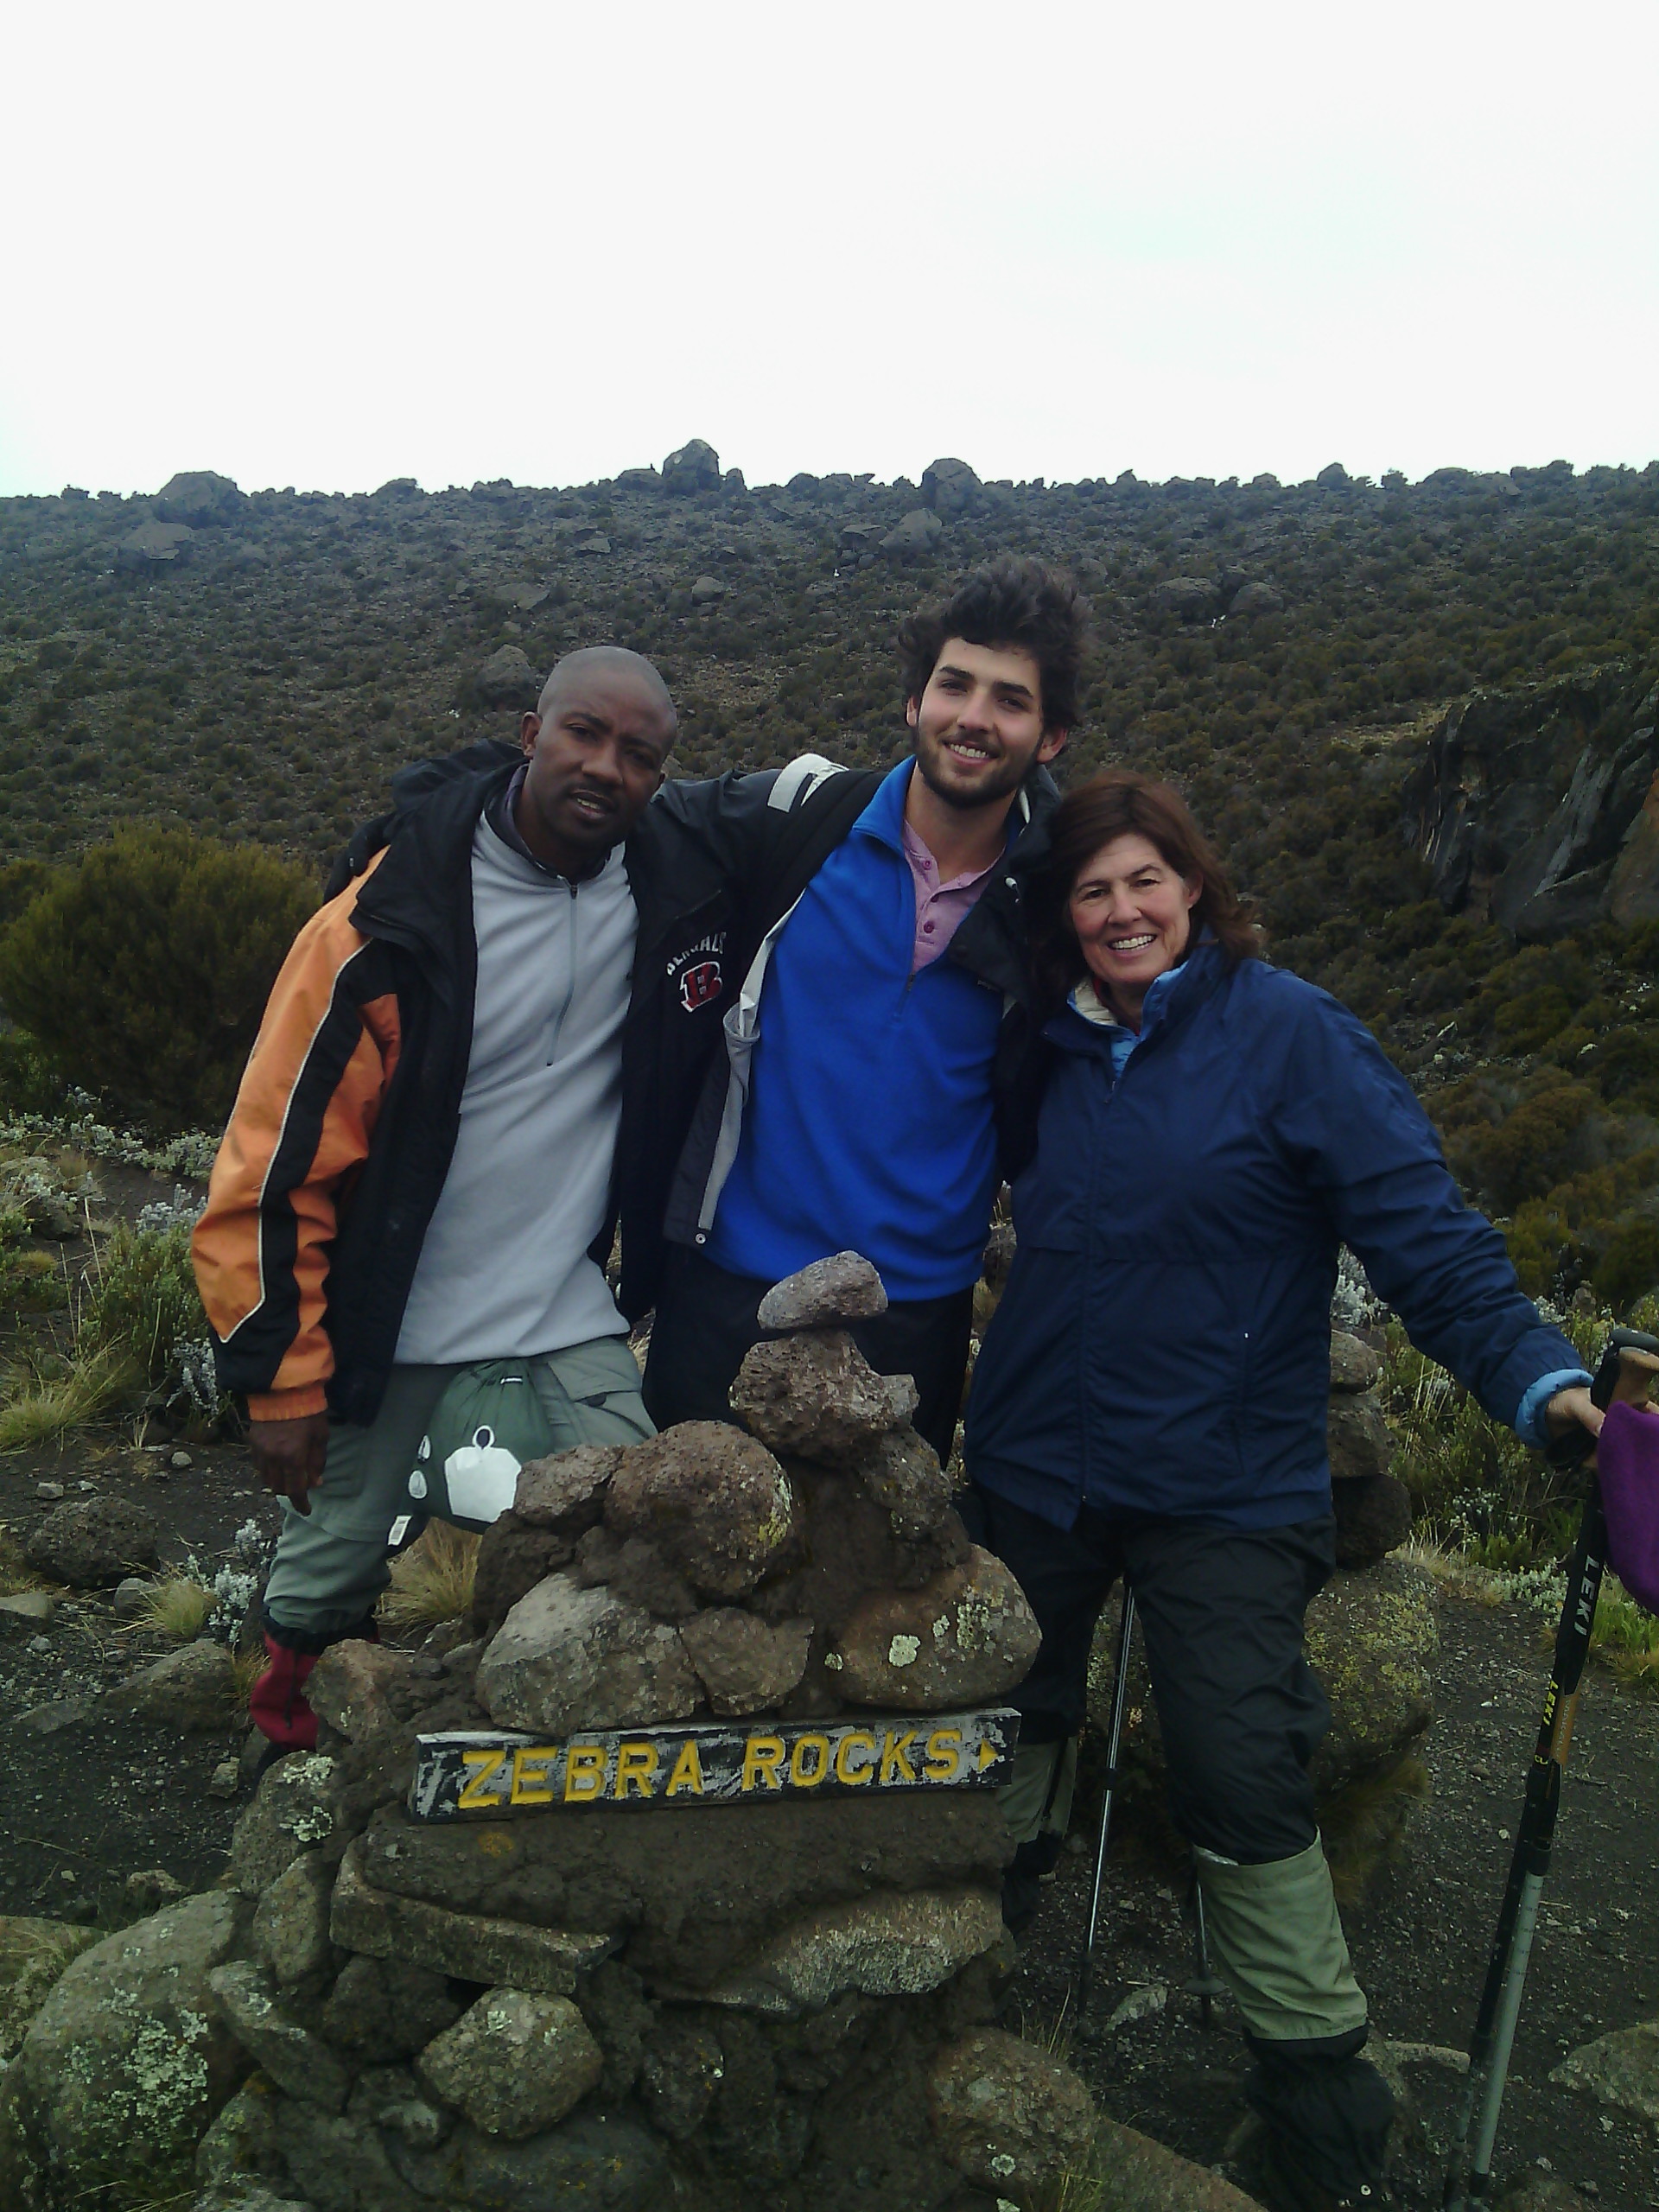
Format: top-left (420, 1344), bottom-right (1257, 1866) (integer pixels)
top-left (962, 766), bottom-right (1599, 2202)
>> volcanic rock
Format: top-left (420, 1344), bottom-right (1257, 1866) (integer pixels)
top-left (732, 1330), bottom-right (917, 1467)
top-left (115, 519), bottom-right (196, 568)
top-left (318, 1953), bottom-right (463, 2063)
top-left (690, 574), bottom-right (726, 604)
top-left (831, 1546), bottom-right (1041, 1708)
top-left (853, 1428), bottom-right (957, 1541)
top-left (331, 1838), bottom-right (614, 1993)
top-left (756, 1249), bottom-right (888, 1331)
top-left (1327, 1388), bottom-right (1392, 1483)
top-left (415, 1989), bottom-right (603, 2139)
top-left (251, 1852), bottom-right (335, 1989)
top-left (1150, 575), bottom-right (1221, 621)
top-left (303, 1638), bottom-right (411, 1747)
top-left (1332, 1471), bottom-right (1414, 1568)
top-left (471, 1513), bottom-right (575, 1638)
top-left (475, 1572), bottom-right (702, 1733)
top-left (663, 438), bottom-right (721, 494)
top-left (921, 458), bottom-right (982, 519)
top-left (26, 1495), bottom-right (159, 1585)
top-left (473, 644), bottom-right (542, 712)
top-left (880, 508), bottom-right (944, 560)
top-left (1329, 1331), bottom-right (1382, 1393)
top-left (1549, 2016), bottom-right (1659, 2123)
top-left (226, 1753), bottom-right (337, 1897)
top-left (696, 1885), bottom-right (1001, 2018)
top-left (209, 1959), bottom-right (351, 2112)
top-left (104, 1638), bottom-right (237, 1730)
top-left (155, 470), bottom-right (246, 526)
top-left (928, 2026), bottom-right (1096, 2197)
top-left (1303, 1559), bottom-right (1438, 1793)
top-left (386, 2108), bottom-right (671, 2206)
top-left (680, 1608), bottom-right (815, 1714)
top-left (1, 1891), bottom-right (249, 2209)
top-left (603, 1421), bottom-right (797, 1597)
top-left (570, 1524), bottom-right (698, 1619)
top-left (514, 1443), bottom-right (620, 1532)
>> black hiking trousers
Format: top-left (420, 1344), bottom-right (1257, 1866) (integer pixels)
top-left (643, 1245), bottom-right (975, 1470)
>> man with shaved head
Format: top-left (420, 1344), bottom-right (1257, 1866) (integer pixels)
top-left (194, 644), bottom-right (693, 1748)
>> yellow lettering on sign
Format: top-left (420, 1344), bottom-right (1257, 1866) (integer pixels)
top-left (834, 1730), bottom-right (876, 1785)
top-left (614, 1742), bottom-right (659, 1800)
top-left (456, 1749), bottom-right (508, 1811)
top-left (924, 1727), bottom-right (962, 1781)
top-left (665, 1739), bottom-right (704, 1796)
top-left (564, 1744), bottom-right (607, 1802)
top-left (976, 1737), bottom-right (999, 1772)
top-left (880, 1729), bottom-right (917, 1784)
top-left (789, 1733), bottom-right (830, 1788)
top-left (510, 1747), bottom-right (557, 1805)
top-left (742, 1734), bottom-right (785, 1791)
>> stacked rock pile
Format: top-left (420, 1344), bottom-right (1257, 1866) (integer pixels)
top-left (3, 1254), bottom-right (1097, 2212)
top-left (1089, 1327), bottom-right (1439, 1847)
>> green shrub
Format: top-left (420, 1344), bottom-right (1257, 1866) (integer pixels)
top-left (0, 827), bottom-right (316, 1129)
top-left (1594, 1217), bottom-right (1659, 1314)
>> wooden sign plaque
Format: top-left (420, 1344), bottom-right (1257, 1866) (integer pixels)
top-left (409, 1707), bottom-right (1020, 1822)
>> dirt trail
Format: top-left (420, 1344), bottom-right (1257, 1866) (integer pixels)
top-left (1016, 1592), bottom-right (1659, 2206)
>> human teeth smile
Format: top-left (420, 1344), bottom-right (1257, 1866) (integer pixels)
top-left (1109, 933), bottom-right (1156, 952)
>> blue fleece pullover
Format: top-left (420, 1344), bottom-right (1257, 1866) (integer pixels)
top-left (964, 944), bottom-right (1585, 1529)
top-left (707, 760), bottom-right (1007, 1300)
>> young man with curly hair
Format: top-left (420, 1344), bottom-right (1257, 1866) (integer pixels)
top-left (644, 556), bottom-right (1086, 1464)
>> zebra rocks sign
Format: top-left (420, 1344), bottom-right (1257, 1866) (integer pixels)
top-left (409, 1707), bottom-right (1019, 1821)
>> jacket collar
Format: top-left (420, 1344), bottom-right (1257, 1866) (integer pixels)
top-left (851, 754), bottom-right (1059, 868)
top-left (1047, 938), bottom-right (1229, 1055)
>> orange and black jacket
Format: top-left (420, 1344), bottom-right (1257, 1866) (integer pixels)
top-left (192, 742), bottom-right (891, 1428)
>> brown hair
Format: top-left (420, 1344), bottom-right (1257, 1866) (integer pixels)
top-left (1030, 768), bottom-right (1261, 1009)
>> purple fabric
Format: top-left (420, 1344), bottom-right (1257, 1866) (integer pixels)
top-left (1597, 1399), bottom-right (1659, 1613)
top-left (900, 818), bottom-right (999, 973)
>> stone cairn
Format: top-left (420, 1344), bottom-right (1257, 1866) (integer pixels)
top-left (1088, 1328), bottom-right (1439, 1848)
top-left (7, 1254), bottom-right (1099, 2212)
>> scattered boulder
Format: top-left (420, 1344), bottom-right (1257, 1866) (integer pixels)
top-left (514, 1443), bottom-right (619, 1534)
top-left (0, 1916), bottom-right (101, 2065)
top-left (614, 466), bottom-right (661, 494)
top-left (928, 2026), bottom-right (1095, 2198)
top-left (603, 1422), bottom-right (797, 1598)
top-left (697, 1885), bottom-right (1001, 2017)
top-left (155, 470), bottom-right (245, 526)
top-left (472, 644), bottom-right (542, 713)
top-left (732, 1330), bottom-right (917, 1466)
top-left (303, 1639), bottom-right (411, 1746)
top-left (1150, 575), bottom-right (1220, 622)
top-left (832, 1546), bottom-right (1041, 1708)
top-left (572, 532), bottom-right (611, 556)
top-left (690, 575), bottom-right (726, 605)
top-left (663, 439), bottom-right (721, 495)
top-left (1494, 2176), bottom-right (1596, 2212)
top-left (680, 1608), bottom-right (814, 1715)
top-left (0, 1592), bottom-right (56, 1633)
top-left (26, 1496), bottom-right (158, 1586)
top-left (921, 458), bottom-right (982, 520)
top-left (880, 509), bottom-right (944, 561)
top-left (474, 1572), bottom-right (702, 1734)
top-left (757, 1250), bottom-right (888, 1331)
top-left (1, 1891), bottom-right (249, 2210)
top-left (115, 519), bottom-right (196, 568)
top-left (104, 1639), bottom-right (238, 1731)
top-left (414, 1989), bottom-right (603, 2139)
top-left (385, 2107), bottom-right (671, 2206)
top-left (1230, 579), bottom-right (1284, 617)
top-left (1550, 2015), bottom-right (1659, 2122)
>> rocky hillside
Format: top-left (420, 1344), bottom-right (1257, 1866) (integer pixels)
top-left (3, 446), bottom-right (1658, 1303)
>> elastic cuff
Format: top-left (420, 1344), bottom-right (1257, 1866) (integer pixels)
top-left (247, 1383), bottom-right (330, 1422)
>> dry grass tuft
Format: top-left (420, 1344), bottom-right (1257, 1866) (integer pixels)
top-left (231, 1645), bottom-right (265, 1709)
top-left (378, 1521), bottom-right (479, 1630)
top-left (0, 1342), bottom-right (140, 1452)
top-left (0, 1522), bottom-right (52, 1596)
top-left (140, 1574), bottom-right (215, 1643)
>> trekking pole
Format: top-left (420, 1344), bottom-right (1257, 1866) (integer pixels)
top-left (1443, 1326), bottom-right (1659, 2210)
top-left (1186, 1877), bottom-right (1227, 2027)
top-left (1076, 1585), bottom-right (1135, 2022)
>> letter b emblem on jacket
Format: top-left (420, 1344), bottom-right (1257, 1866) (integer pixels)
top-left (678, 960), bottom-right (723, 1012)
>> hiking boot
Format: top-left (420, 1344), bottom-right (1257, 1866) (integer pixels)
top-left (1253, 2133), bottom-right (1395, 2212)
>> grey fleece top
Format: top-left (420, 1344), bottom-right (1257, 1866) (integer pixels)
top-left (395, 811), bottom-right (638, 1364)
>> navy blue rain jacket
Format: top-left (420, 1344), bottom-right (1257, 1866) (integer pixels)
top-left (963, 944), bottom-right (1580, 1531)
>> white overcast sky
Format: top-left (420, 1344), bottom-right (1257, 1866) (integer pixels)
top-left (3, 1), bottom-right (1654, 498)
